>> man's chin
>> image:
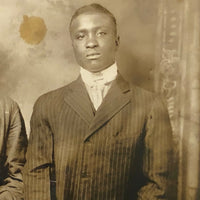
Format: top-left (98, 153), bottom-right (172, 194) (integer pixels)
top-left (83, 64), bottom-right (109, 73)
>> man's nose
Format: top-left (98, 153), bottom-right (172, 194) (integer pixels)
top-left (86, 35), bottom-right (98, 48)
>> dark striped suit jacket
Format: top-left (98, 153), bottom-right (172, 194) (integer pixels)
top-left (24, 74), bottom-right (173, 200)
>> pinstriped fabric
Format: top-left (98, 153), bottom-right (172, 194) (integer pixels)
top-left (23, 75), bottom-right (173, 200)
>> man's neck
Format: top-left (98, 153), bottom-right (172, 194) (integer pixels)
top-left (80, 62), bottom-right (118, 86)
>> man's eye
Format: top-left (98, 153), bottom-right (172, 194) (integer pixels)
top-left (76, 34), bottom-right (85, 40)
top-left (97, 32), bottom-right (106, 37)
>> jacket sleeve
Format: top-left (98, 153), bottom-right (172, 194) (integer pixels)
top-left (0, 100), bottom-right (28, 200)
top-left (137, 96), bottom-right (174, 200)
top-left (23, 97), bottom-right (54, 200)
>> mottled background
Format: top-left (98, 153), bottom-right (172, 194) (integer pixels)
top-left (1, 1), bottom-right (200, 199)
top-left (0, 0), bottom-right (158, 132)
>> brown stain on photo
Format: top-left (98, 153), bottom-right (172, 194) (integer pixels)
top-left (19, 15), bottom-right (47, 45)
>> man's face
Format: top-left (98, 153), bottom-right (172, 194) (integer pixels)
top-left (70, 12), bottom-right (119, 73)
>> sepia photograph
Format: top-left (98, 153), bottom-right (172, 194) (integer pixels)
top-left (0, 0), bottom-right (199, 199)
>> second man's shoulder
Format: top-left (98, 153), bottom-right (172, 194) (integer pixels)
top-left (0, 95), bottom-right (19, 111)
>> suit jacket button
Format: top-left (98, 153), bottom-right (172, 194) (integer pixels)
top-left (81, 171), bottom-right (88, 178)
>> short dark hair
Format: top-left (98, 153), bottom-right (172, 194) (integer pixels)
top-left (69, 3), bottom-right (117, 33)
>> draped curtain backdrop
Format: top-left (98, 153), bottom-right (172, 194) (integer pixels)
top-left (154, 0), bottom-right (200, 199)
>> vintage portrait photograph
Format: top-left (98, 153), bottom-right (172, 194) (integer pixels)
top-left (0, 0), bottom-right (199, 199)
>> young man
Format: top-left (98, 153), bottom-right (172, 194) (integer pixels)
top-left (24, 4), bottom-right (173, 200)
top-left (0, 96), bottom-right (27, 200)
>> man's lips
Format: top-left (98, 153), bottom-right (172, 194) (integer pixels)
top-left (86, 53), bottom-right (101, 59)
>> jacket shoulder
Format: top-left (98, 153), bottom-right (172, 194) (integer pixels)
top-left (130, 84), bottom-right (167, 108)
top-left (34, 79), bottom-right (78, 107)
top-left (0, 95), bottom-right (19, 111)
top-left (130, 84), bottom-right (156, 99)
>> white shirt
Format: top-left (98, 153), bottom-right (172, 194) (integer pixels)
top-left (80, 63), bottom-right (118, 110)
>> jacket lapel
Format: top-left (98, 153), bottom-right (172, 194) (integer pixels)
top-left (64, 76), bottom-right (94, 125)
top-left (84, 74), bottom-right (132, 142)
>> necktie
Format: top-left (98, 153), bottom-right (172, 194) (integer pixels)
top-left (80, 64), bottom-right (118, 110)
top-left (90, 78), bottom-right (105, 110)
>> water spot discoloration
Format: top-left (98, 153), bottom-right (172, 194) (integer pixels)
top-left (19, 15), bottom-right (47, 45)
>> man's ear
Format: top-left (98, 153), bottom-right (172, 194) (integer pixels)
top-left (115, 36), bottom-right (120, 46)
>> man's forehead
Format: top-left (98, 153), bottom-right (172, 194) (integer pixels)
top-left (70, 12), bottom-right (115, 31)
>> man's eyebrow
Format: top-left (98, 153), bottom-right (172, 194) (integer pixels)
top-left (75, 29), bottom-right (87, 33)
top-left (75, 26), bottom-right (110, 32)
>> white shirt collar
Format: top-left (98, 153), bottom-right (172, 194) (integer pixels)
top-left (80, 62), bottom-right (118, 86)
